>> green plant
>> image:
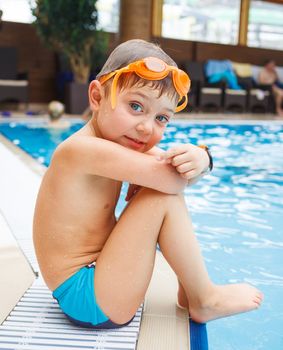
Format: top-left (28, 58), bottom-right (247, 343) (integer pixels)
top-left (31, 0), bottom-right (108, 84)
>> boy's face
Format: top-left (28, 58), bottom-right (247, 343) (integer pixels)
top-left (94, 83), bottom-right (176, 153)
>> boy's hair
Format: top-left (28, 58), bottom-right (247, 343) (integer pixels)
top-left (263, 59), bottom-right (275, 67)
top-left (96, 39), bottom-right (179, 102)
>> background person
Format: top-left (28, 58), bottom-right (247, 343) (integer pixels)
top-left (259, 59), bottom-right (283, 116)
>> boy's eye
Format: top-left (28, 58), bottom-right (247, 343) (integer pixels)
top-left (130, 102), bottom-right (143, 112)
top-left (156, 115), bottom-right (169, 124)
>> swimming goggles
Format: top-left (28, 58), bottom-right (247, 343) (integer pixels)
top-left (99, 57), bottom-right (191, 112)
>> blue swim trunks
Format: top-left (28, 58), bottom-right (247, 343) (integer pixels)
top-left (52, 265), bottom-right (133, 329)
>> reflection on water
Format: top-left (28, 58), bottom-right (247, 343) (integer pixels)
top-left (0, 121), bottom-right (283, 349)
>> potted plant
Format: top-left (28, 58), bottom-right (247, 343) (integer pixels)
top-left (31, 0), bottom-right (108, 114)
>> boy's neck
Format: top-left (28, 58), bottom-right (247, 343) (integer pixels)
top-left (89, 116), bottom-right (103, 139)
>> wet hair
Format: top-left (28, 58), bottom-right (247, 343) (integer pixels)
top-left (96, 39), bottom-right (179, 103)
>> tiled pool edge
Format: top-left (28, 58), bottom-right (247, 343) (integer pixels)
top-left (0, 133), bottom-right (42, 323)
top-left (0, 211), bottom-right (35, 324)
top-left (0, 134), bottom-right (44, 273)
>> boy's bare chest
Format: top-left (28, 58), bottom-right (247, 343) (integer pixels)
top-left (85, 175), bottom-right (122, 211)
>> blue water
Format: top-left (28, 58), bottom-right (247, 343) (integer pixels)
top-left (1, 119), bottom-right (283, 350)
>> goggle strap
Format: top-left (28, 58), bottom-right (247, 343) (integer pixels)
top-left (99, 71), bottom-right (116, 84)
top-left (175, 94), bottom-right (188, 113)
top-left (111, 70), bottom-right (123, 109)
top-left (110, 66), bottom-right (133, 109)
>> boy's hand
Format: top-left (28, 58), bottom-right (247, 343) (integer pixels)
top-left (162, 144), bottom-right (210, 180)
top-left (126, 184), bottom-right (141, 201)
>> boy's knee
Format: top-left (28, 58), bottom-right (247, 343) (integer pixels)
top-left (138, 187), bottom-right (165, 197)
top-left (137, 187), bottom-right (184, 207)
top-left (138, 187), bottom-right (178, 200)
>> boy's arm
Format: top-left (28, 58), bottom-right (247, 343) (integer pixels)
top-left (55, 136), bottom-right (187, 194)
top-left (146, 145), bottom-right (211, 185)
top-left (145, 145), bottom-right (165, 158)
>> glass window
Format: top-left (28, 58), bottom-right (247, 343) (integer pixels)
top-left (162, 0), bottom-right (240, 45)
top-left (97, 0), bottom-right (119, 33)
top-left (0, 0), bottom-right (119, 32)
top-left (0, 0), bottom-right (35, 23)
top-left (248, 0), bottom-right (283, 51)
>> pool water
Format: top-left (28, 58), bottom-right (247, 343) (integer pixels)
top-left (1, 120), bottom-right (283, 350)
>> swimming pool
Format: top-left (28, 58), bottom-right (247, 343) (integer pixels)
top-left (1, 119), bottom-right (283, 350)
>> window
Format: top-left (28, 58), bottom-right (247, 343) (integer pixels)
top-left (0, 0), bottom-right (35, 23)
top-left (248, 0), bottom-right (283, 50)
top-left (0, 0), bottom-right (119, 32)
top-left (162, 0), bottom-right (241, 45)
top-left (97, 0), bottom-right (119, 33)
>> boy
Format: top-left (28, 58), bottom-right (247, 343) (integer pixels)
top-left (33, 39), bottom-right (263, 329)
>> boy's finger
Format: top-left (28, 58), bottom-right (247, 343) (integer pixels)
top-left (126, 185), bottom-right (141, 201)
top-left (163, 146), bottom-right (187, 159)
top-left (170, 153), bottom-right (191, 167)
top-left (126, 185), bottom-right (136, 201)
top-left (180, 169), bottom-right (197, 179)
top-left (176, 162), bottom-right (194, 174)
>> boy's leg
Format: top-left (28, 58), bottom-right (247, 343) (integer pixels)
top-left (156, 194), bottom-right (263, 323)
top-left (95, 188), bottom-right (263, 325)
top-left (177, 279), bottom-right (189, 309)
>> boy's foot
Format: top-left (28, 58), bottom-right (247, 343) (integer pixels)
top-left (180, 283), bottom-right (264, 323)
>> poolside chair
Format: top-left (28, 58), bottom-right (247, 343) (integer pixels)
top-left (223, 88), bottom-right (248, 112)
top-left (183, 61), bottom-right (224, 111)
top-left (0, 47), bottom-right (29, 105)
top-left (248, 88), bottom-right (271, 113)
top-left (237, 75), bottom-right (271, 113)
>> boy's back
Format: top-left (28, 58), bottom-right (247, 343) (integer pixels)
top-left (33, 124), bottom-right (121, 290)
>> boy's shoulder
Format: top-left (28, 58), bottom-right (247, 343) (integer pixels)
top-left (52, 129), bottom-right (125, 176)
top-left (54, 131), bottom-right (99, 161)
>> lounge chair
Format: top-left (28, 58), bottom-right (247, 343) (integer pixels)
top-left (0, 47), bottom-right (29, 106)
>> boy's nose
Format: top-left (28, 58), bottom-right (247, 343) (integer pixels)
top-left (136, 119), bottom-right (153, 135)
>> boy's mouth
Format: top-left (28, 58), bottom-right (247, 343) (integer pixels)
top-left (124, 136), bottom-right (146, 149)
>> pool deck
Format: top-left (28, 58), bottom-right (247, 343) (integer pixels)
top-left (0, 133), bottom-right (43, 324)
top-left (0, 118), bottom-right (190, 349)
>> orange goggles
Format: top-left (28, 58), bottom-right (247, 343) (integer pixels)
top-left (99, 57), bottom-right (191, 113)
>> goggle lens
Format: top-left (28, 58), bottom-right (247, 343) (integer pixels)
top-left (144, 57), bottom-right (166, 73)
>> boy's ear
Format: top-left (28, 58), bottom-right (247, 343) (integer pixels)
top-left (88, 80), bottom-right (104, 110)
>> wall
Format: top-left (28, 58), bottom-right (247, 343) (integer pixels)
top-left (195, 41), bottom-right (283, 65)
top-left (151, 37), bottom-right (195, 63)
top-left (0, 21), bottom-right (56, 103)
top-left (153, 37), bottom-right (283, 66)
top-left (1, 20), bottom-right (283, 104)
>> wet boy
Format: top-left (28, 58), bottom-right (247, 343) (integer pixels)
top-left (33, 39), bottom-right (263, 329)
